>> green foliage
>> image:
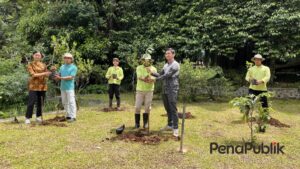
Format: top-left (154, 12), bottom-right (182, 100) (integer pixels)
top-left (230, 92), bottom-right (274, 142)
top-left (224, 69), bottom-right (246, 87)
top-left (81, 84), bottom-right (107, 94)
top-left (0, 57), bottom-right (28, 110)
top-left (179, 59), bottom-right (233, 102)
top-left (50, 35), bottom-right (95, 94)
top-left (0, 0), bottom-right (299, 111)
top-left (78, 37), bottom-right (110, 63)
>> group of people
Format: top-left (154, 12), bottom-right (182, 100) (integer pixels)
top-left (104, 48), bottom-right (180, 137)
top-left (25, 52), bottom-right (77, 124)
top-left (24, 48), bottom-right (271, 137)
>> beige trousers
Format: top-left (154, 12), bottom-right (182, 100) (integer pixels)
top-left (135, 91), bottom-right (154, 114)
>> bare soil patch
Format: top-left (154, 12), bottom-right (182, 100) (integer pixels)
top-left (108, 130), bottom-right (179, 145)
top-left (31, 116), bottom-right (67, 127)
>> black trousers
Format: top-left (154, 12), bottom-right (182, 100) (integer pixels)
top-left (26, 91), bottom-right (46, 118)
top-left (162, 92), bottom-right (179, 129)
top-left (249, 89), bottom-right (268, 108)
top-left (108, 84), bottom-right (120, 107)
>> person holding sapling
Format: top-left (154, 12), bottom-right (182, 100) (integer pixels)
top-left (147, 48), bottom-right (180, 137)
top-left (245, 54), bottom-right (271, 131)
top-left (105, 58), bottom-right (124, 110)
top-left (25, 52), bottom-right (52, 124)
top-left (55, 53), bottom-right (78, 122)
top-left (134, 54), bottom-right (157, 129)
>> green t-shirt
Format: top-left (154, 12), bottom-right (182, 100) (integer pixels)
top-left (105, 66), bottom-right (124, 85)
top-left (245, 65), bottom-right (270, 91)
top-left (136, 65), bottom-right (157, 91)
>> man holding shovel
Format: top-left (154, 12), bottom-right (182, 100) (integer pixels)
top-left (134, 54), bottom-right (157, 129)
top-left (148, 48), bottom-right (180, 137)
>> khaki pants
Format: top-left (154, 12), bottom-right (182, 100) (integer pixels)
top-left (135, 91), bottom-right (154, 114)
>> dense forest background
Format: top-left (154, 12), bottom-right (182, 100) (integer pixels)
top-left (0, 0), bottom-right (299, 112)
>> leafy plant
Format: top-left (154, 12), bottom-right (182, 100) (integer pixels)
top-left (0, 57), bottom-right (28, 110)
top-left (81, 84), bottom-right (107, 94)
top-left (230, 92), bottom-right (274, 142)
top-left (179, 59), bottom-right (233, 102)
top-left (50, 34), bottom-right (95, 94)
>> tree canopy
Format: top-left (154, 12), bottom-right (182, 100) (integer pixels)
top-left (0, 0), bottom-right (299, 85)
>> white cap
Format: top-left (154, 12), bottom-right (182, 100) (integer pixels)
top-left (63, 53), bottom-right (73, 60)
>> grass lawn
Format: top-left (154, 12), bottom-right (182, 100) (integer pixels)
top-left (0, 93), bottom-right (299, 169)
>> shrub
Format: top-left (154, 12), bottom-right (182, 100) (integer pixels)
top-left (179, 60), bottom-right (233, 102)
top-left (81, 84), bottom-right (107, 94)
top-left (0, 58), bottom-right (28, 110)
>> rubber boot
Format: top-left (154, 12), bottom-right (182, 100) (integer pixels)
top-left (135, 114), bottom-right (140, 128)
top-left (143, 113), bottom-right (149, 128)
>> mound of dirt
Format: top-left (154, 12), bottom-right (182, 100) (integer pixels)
top-left (39, 116), bottom-right (67, 127)
top-left (102, 107), bottom-right (125, 112)
top-left (269, 117), bottom-right (290, 128)
top-left (247, 117), bottom-right (290, 128)
top-left (45, 116), bottom-right (67, 122)
top-left (178, 112), bottom-right (195, 119)
top-left (161, 112), bottom-right (195, 119)
top-left (40, 121), bottom-right (67, 127)
top-left (109, 131), bottom-right (179, 145)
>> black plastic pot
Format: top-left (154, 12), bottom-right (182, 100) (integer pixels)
top-left (116, 124), bottom-right (125, 135)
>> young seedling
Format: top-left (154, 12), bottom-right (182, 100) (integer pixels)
top-left (230, 92), bottom-right (273, 143)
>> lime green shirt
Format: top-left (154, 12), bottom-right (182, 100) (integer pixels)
top-left (245, 65), bottom-right (271, 91)
top-left (105, 66), bottom-right (124, 85)
top-left (136, 65), bottom-right (157, 91)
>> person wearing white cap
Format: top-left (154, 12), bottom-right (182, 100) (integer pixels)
top-left (134, 54), bottom-right (157, 129)
top-left (245, 54), bottom-right (271, 131)
top-left (55, 53), bottom-right (78, 122)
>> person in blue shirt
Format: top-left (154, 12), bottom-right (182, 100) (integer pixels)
top-left (55, 53), bottom-right (78, 122)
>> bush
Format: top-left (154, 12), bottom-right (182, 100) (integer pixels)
top-left (0, 111), bottom-right (10, 119)
top-left (224, 69), bottom-right (247, 87)
top-left (81, 84), bottom-right (107, 94)
top-left (179, 60), bottom-right (233, 102)
top-left (0, 58), bottom-right (28, 110)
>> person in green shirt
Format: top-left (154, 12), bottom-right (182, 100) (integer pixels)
top-left (245, 54), bottom-right (271, 104)
top-left (105, 58), bottom-right (124, 110)
top-left (134, 54), bottom-right (157, 129)
top-left (245, 54), bottom-right (271, 132)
